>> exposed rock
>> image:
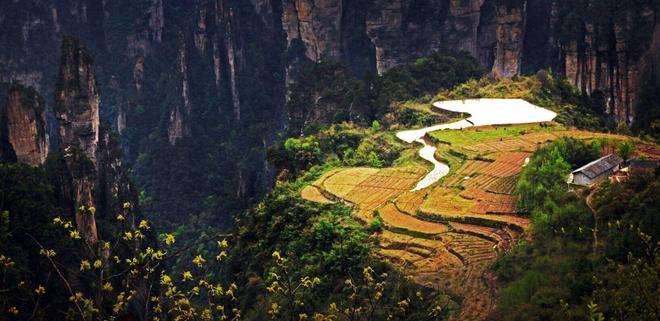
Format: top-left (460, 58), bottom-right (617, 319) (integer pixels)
top-left (492, 2), bottom-right (526, 77)
top-left (133, 56), bottom-right (145, 92)
top-left (194, 7), bottom-right (208, 53)
top-left (553, 0), bottom-right (658, 124)
top-left (52, 37), bottom-right (141, 245)
top-left (282, 0), bottom-right (488, 75)
top-left (213, 39), bottom-right (223, 91)
top-left (225, 10), bottom-right (241, 121)
top-left (3, 84), bottom-right (48, 166)
top-left (117, 103), bottom-right (126, 134)
top-left (281, 0), bottom-right (658, 124)
top-left (65, 147), bottom-right (99, 244)
top-left (149, 0), bottom-right (165, 43)
top-left (168, 45), bottom-right (192, 144)
top-left (282, 0), bottom-right (343, 62)
top-left (55, 37), bottom-right (100, 164)
top-left (97, 126), bottom-right (137, 225)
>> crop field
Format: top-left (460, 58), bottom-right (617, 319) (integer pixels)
top-left (378, 203), bottom-right (449, 236)
top-left (463, 137), bottom-right (540, 153)
top-left (457, 174), bottom-right (500, 190)
top-left (444, 160), bottom-right (492, 186)
top-left (448, 222), bottom-right (500, 242)
top-left (429, 123), bottom-right (563, 147)
top-left (314, 166), bottom-right (426, 221)
top-left (300, 186), bottom-right (335, 204)
top-left (481, 152), bottom-right (530, 176)
top-left (460, 188), bottom-right (518, 214)
top-left (486, 175), bottom-right (519, 194)
top-left (302, 121), bottom-right (636, 321)
top-left (423, 210), bottom-right (531, 229)
top-left (419, 187), bottom-right (476, 215)
top-left (394, 191), bottom-right (427, 215)
top-left (318, 167), bottom-right (379, 199)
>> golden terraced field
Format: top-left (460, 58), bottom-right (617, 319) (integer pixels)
top-left (302, 122), bottom-right (638, 321)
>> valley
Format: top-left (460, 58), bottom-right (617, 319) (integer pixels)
top-left (302, 99), bottom-right (640, 320)
top-left (1, 1), bottom-right (658, 317)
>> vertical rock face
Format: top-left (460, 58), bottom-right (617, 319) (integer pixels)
top-left (51, 37), bottom-right (138, 245)
top-left (533, 0), bottom-right (659, 124)
top-left (282, 0), bottom-right (344, 62)
top-left (281, 0), bottom-right (658, 123)
top-left (3, 84), bottom-right (48, 166)
top-left (168, 45), bottom-right (192, 144)
top-left (52, 37), bottom-right (100, 244)
top-left (1, 0), bottom-right (656, 228)
top-left (281, 0), bottom-right (496, 75)
top-left (55, 37), bottom-right (100, 164)
top-left (226, 16), bottom-right (242, 122)
top-left (364, 0), bottom-right (446, 74)
top-left (491, 1), bottom-right (525, 77)
top-left (149, 0), bottom-right (165, 43)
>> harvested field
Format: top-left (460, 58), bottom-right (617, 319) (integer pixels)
top-left (486, 176), bottom-right (519, 194)
top-left (379, 203), bottom-right (449, 236)
top-left (481, 152), bottom-right (530, 176)
top-left (443, 232), bottom-right (497, 265)
top-left (468, 198), bottom-right (517, 215)
top-left (420, 187), bottom-right (476, 215)
top-left (422, 210), bottom-right (531, 230)
top-left (394, 191), bottom-right (427, 215)
top-left (311, 166), bottom-right (427, 221)
top-left (460, 174), bottom-right (500, 190)
top-left (320, 167), bottom-right (379, 199)
top-left (460, 188), bottom-right (518, 214)
top-left (301, 105), bottom-right (645, 321)
top-left (379, 231), bottom-right (463, 276)
top-left (300, 186), bottom-right (335, 204)
top-left (444, 160), bottom-right (491, 186)
top-left (464, 137), bottom-right (539, 153)
top-left (449, 222), bottom-right (500, 243)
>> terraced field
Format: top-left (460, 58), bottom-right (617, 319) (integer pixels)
top-left (303, 115), bottom-right (638, 320)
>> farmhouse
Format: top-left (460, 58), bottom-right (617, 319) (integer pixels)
top-left (567, 154), bottom-right (623, 186)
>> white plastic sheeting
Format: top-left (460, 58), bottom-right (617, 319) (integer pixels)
top-left (396, 99), bottom-right (557, 191)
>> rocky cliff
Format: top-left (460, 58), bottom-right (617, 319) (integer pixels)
top-left (281, 0), bottom-right (658, 125)
top-left (1, 84), bottom-right (48, 166)
top-left (0, 0), bottom-right (288, 226)
top-left (51, 37), bottom-right (138, 245)
top-left (55, 37), bottom-right (100, 163)
top-left (0, 0), bottom-right (657, 227)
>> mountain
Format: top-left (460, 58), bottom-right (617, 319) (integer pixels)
top-left (1, 0), bottom-right (658, 228)
top-left (1, 2), bottom-right (659, 320)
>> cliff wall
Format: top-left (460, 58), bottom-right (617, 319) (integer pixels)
top-left (281, 0), bottom-right (658, 124)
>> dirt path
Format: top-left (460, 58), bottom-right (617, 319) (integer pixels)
top-left (586, 186), bottom-right (600, 251)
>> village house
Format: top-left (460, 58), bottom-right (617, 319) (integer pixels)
top-left (567, 154), bottom-right (624, 186)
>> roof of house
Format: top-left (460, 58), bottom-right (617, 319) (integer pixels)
top-left (572, 154), bottom-right (623, 179)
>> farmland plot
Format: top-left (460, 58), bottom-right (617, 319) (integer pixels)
top-left (378, 203), bottom-right (449, 236)
top-left (394, 190), bottom-right (428, 215)
top-left (301, 186), bottom-right (335, 204)
top-left (481, 152), bottom-right (530, 177)
top-left (314, 166), bottom-right (427, 221)
top-left (486, 176), bottom-right (519, 194)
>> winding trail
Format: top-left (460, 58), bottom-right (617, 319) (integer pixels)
top-left (396, 99), bottom-right (557, 190)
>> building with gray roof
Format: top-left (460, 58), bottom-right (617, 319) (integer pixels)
top-left (567, 154), bottom-right (624, 186)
